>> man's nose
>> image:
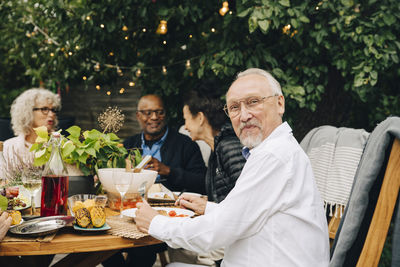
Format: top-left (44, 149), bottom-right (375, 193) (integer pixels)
top-left (239, 102), bottom-right (252, 121)
top-left (150, 111), bottom-right (158, 119)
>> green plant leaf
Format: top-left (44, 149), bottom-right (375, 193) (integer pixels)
top-left (279, 0), bottom-right (290, 7)
top-left (66, 126), bottom-right (81, 138)
top-left (0, 195), bottom-right (7, 212)
top-left (34, 126), bottom-right (49, 143)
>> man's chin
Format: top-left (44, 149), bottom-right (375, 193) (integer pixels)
top-left (240, 134), bottom-right (263, 149)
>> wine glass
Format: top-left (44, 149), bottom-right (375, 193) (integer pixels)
top-left (21, 165), bottom-right (42, 216)
top-left (112, 170), bottom-right (132, 218)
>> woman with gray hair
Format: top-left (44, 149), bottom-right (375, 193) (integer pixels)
top-left (1, 88), bottom-right (60, 186)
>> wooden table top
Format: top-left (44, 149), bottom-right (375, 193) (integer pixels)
top-left (0, 208), bottom-right (162, 256)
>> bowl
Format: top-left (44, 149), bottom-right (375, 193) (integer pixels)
top-left (97, 168), bottom-right (157, 210)
top-left (97, 168), bottom-right (157, 195)
top-left (67, 194), bottom-right (107, 216)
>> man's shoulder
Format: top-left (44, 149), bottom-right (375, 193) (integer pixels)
top-left (123, 133), bottom-right (141, 149)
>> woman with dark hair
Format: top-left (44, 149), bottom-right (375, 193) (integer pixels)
top-left (182, 82), bottom-right (246, 203)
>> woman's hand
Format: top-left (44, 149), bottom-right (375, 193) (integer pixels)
top-left (0, 212), bottom-right (12, 241)
top-left (175, 194), bottom-right (207, 215)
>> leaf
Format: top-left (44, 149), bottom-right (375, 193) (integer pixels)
top-left (258, 20), bottom-right (270, 33)
top-left (237, 8), bottom-right (252, 18)
top-left (34, 126), bottom-right (49, 143)
top-left (66, 126), bottom-right (81, 138)
top-left (86, 147), bottom-right (96, 157)
top-left (248, 16), bottom-right (258, 33)
top-left (85, 129), bottom-right (102, 140)
top-left (383, 14), bottom-right (395, 26)
top-left (279, 0), bottom-right (290, 7)
top-left (299, 16), bottom-right (310, 23)
top-left (35, 148), bottom-right (47, 158)
top-left (107, 133), bottom-right (119, 141)
top-left (62, 141), bottom-right (75, 157)
top-left (0, 195), bottom-right (7, 212)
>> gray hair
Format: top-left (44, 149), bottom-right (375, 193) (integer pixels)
top-left (10, 88), bottom-right (61, 136)
top-left (236, 68), bottom-right (283, 95)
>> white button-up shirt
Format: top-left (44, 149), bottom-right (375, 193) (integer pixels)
top-left (149, 122), bottom-right (330, 266)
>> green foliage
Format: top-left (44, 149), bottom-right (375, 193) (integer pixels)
top-left (30, 125), bottom-right (128, 176)
top-left (0, 0), bottom-right (399, 129)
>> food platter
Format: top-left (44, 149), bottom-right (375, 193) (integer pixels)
top-left (147, 192), bottom-right (176, 203)
top-left (121, 207), bottom-right (194, 218)
top-left (9, 216), bottom-right (74, 236)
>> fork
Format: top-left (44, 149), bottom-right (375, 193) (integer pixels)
top-left (138, 181), bottom-right (147, 201)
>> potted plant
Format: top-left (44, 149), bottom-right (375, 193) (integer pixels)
top-left (30, 107), bottom-right (129, 196)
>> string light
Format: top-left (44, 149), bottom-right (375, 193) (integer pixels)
top-left (282, 24), bottom-right (291, 34)
top-left (116, 67), bottom-right (123, 76)
top-left (68, 51), bottom-right (73, 56)
top-left (75, 45), bottom-right (80, 50)
top-left (26, 32), bottom-right (32, 38)
top-left (82, 76), bottom-right (87, 80)
top-left (185, 60), bottom-right (191, 69)
top-left (94, 62), bottom-right (100, 72)
top-left (109, 51), bottom-right (114, 56)
top-left (219, 1), bottom-right (229, 16)
top-left (119, 88), bottom-right (125, 94)
top-left (122, 25), bottom-right (128, 31)
top-left (85, 16), bottom-right (91, 20)
top-left (163, 40), bottom-right (167, 45)
top-left (142, 28), bottom-right (147, 32)
top-left (229, 11), bottom-right (233, 15)
top-left (96, 85), bottom-right (101, 90)
top-left (156, 20), bottom-right (168, 35)
top-left (129, 81), bottom-right (135, 87)
top-left (100, 24), bottom-right (105, 29)
top-left (211, 28), bottom-right (216, 33)
top-left (106, 91), bottom-right (111, 95)
top-left (135, 69), bottom-right (142, 77)
top-left (162, 66), bottom-right (167, 75)
top-left (50, 52), bottom-right (54, 57)
top-left (124, 36), bottom-right (129, 40)
top-left (189, 34), bottom-right (193, 38)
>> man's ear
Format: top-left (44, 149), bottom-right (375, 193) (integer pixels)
top-left (136, 111), bottom-right (140, 121)
top-left (277, 95), bottom-right (285, 117)
top-left (198, 112), bottom-right (206, 126)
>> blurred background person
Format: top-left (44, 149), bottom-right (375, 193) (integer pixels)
top-left (0, 88), bottom-right (60, 206)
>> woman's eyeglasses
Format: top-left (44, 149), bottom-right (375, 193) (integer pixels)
top-left (33, 107), bottom-right (59, 115)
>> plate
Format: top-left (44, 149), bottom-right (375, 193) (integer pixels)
top-left (147, 192), bottom-right (176, 202)
top-left (122, 207), bottom-right (195, 218)
top-left (73, 222), bottom-right (111, 232)
top-left (10, 218), bottom-right (24, 228)
top-left (172, 192), bottom-right (202, 198)
top-left (9, 216), bottom-right (75, 236)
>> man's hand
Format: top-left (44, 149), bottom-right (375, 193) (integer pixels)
top-left (146, 158), bottom-right (171, 176)
top-left (0, 212), bottom-right (12, 241)
top-left (175, 194), bottom-right (207, 215)
top-left (135, 200), bottom-right (159, 233)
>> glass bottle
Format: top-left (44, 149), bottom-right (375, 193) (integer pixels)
top-left (40, 132), bottom-right (69, 216)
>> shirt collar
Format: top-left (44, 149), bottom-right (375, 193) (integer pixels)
top-left (250, 122), bottom-right (292, 154)
top-left (242, 147), bottom-right (251, 160)
top-left (141, 127), bottom-right (169, 146)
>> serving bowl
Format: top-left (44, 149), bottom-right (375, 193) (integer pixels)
top-left (97, 168), bottom-right (157, 210)
top-left (67, 194), bottom-right (107, 216)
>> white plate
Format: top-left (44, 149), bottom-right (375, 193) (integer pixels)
top-left (10, 218), bottom-right (24, 228)
top-left (148, 192), bottom-right (175, 200)
top-left (173, 192), bottom-right (202, 198)
top-left (122, 207), bottom-right (195, 218)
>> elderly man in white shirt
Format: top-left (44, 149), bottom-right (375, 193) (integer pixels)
top-left (136, 68), bottom-right (330, 267)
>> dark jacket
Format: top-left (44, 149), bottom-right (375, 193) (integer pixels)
top-left (206, 123), bottom-right (246, 203)
top-left (123, 128), bottom-right (207, 194)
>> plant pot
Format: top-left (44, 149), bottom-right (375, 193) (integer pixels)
top-left (68, 175), bottom-right (95, 197)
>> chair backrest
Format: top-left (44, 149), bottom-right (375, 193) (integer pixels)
top-left (330, 116), bottom-right (400, 267)
top-left (300, 126), bottom-right (369, 240)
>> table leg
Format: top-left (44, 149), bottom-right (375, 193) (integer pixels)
top-left (52, 250), bottom-right (119, 267)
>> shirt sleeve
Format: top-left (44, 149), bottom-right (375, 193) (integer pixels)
top-left (148, 152), bottom-right (292, 253)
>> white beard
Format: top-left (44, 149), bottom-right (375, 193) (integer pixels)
top-left (238, 119), bottom-right (264, 149)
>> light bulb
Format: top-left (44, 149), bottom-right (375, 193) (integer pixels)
top-left (219, 1), bottom-right (229, 16)
top-left (129, 81), bottom-right (135, 87)
top-left (122, 25), bottom-right (128, 31)
top-left (156, 20), bottom-right (168, 35)
top-left (94, 63), bottom-right (100, 72)
top-left (96, 85), bottom-right (101, 90)
top-left (185, 60), bottom-right (191, 69)
top-left (100, 24), bottom-right (105, 28)
top-left (136, 69), bottom-right (142, 77)
top-left (119, 88), bottom-right (125, 94)
top-left (82, 76), bottom-right (87, 80)
top-left (117, 67), bottom-right (123, 76)
top-left (106, 91), bottom-right (111, 95)
top-left (50, 52), bottom-right (55, 57)
top-left (162, 66), bottom-right (167, 75)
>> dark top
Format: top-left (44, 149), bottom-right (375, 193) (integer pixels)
top-left (123, 128), bottom-right (207, 194)
top-left (206, 123), bottom-right (246, 203)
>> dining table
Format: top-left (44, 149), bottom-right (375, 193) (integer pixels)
top-left (0, 207), bottom-right (164, 267)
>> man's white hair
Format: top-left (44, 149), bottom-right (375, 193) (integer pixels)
top-left (10, 88), bottom-right (61, 136)
top-left (236, 68), bottom-right (283, 96)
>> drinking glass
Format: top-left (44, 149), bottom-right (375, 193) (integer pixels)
top-left (21, 166), bottom-right (42, 216)
top-left (112, 170), bottom-right (132, 218)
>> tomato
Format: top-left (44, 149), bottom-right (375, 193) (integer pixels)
top-left (168, 210), bottom-right (177, 217)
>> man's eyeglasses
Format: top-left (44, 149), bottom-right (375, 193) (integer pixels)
top-left (33, 107), bottom-right (59, 115)
top-left (223, 94), bottom-right (278, 117)
top-left (137, 109), bottom-right (166, 117)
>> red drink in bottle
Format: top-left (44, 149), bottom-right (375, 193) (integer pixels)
top-left (40, 132), bottom-right (69, 217)
top-left (40, 175), bottom-right (69, 216)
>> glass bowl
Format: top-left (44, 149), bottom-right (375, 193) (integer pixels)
top-left (67, 194), bottom-right (107, 216)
